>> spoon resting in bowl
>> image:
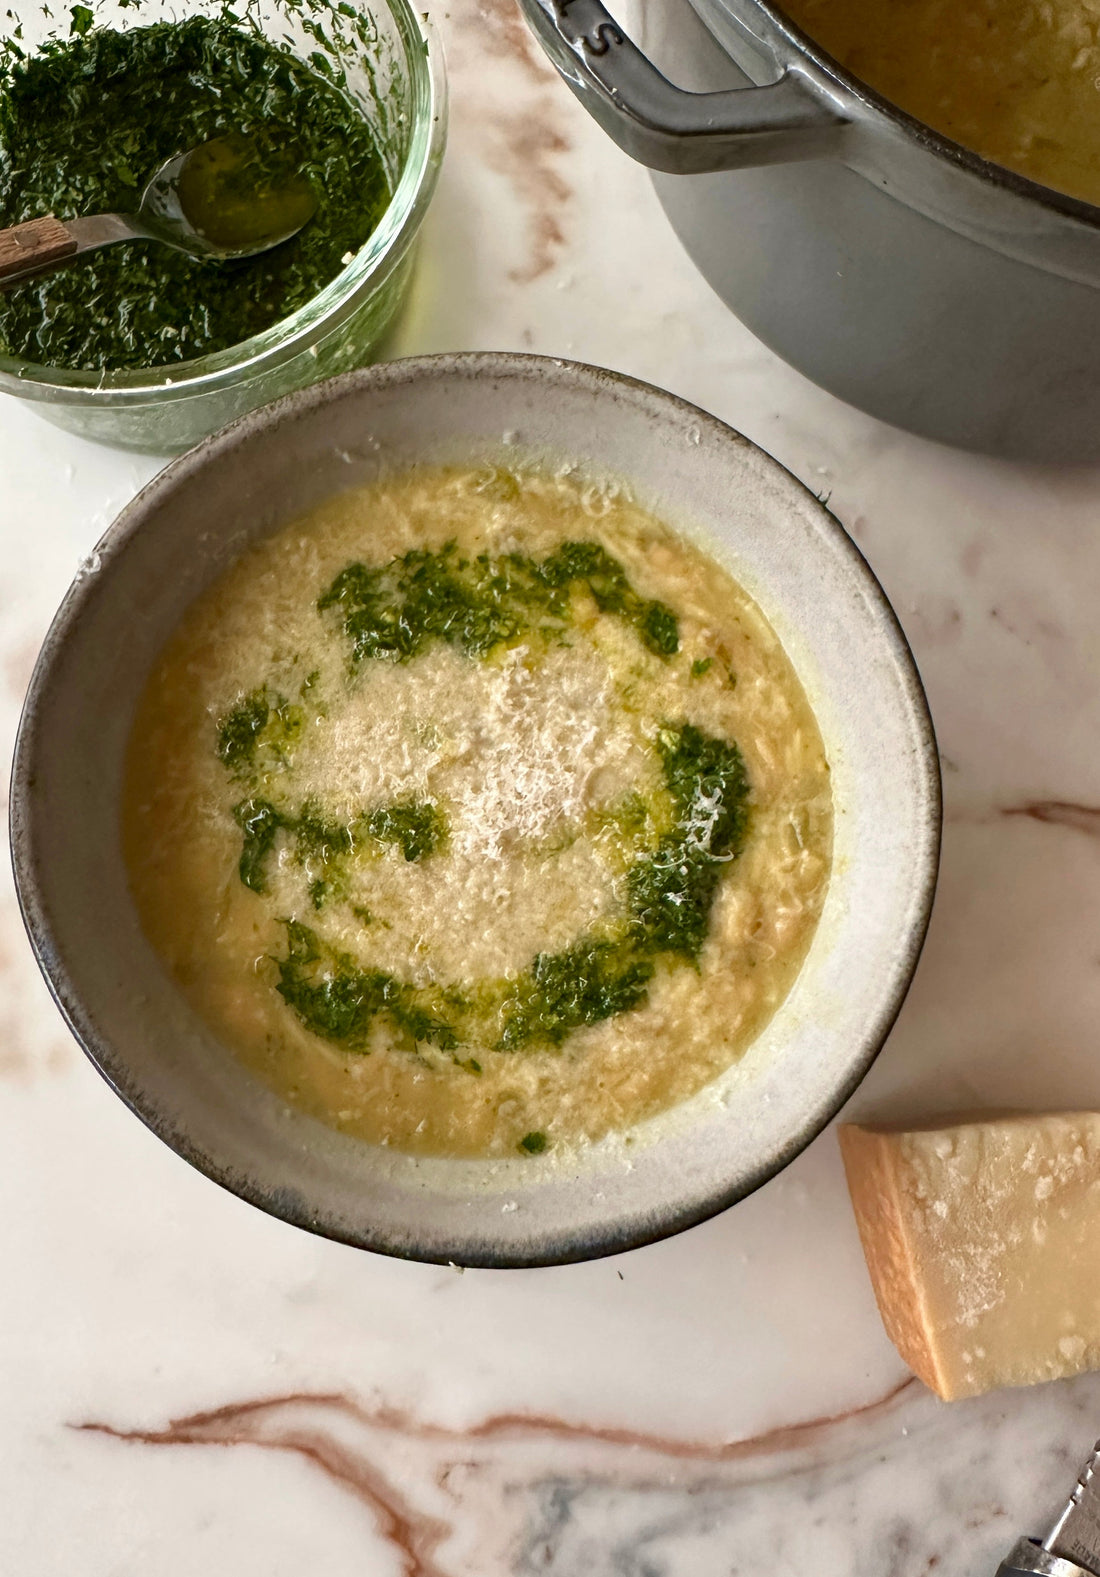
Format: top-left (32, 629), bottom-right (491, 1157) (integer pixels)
top-left (0, 134), bottom-right (318, 290)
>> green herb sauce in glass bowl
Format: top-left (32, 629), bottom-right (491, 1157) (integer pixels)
top-left (0, 13), bottom-right (391, 370)
top-left (0, 0), bottom-right (445, 452)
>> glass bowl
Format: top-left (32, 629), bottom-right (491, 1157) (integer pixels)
top-left (0, 0), bottom-right (446, 453)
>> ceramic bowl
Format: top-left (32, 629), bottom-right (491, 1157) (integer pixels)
top-left (9, 354), bottom-right (940, 1266)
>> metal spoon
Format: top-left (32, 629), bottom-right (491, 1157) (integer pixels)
top-left (0, 135), bottom-right (317, 290)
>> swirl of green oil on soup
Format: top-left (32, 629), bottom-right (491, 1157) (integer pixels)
top-left (215, 539), bottom-right (751, 1067)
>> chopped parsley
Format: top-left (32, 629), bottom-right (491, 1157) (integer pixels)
top-left (496, 723), bottom-right (750, 1048)
top-left (498, 938), bottom-right (655, 1050)
top-left (365, 800), bottom-right (446, 863)
top-left (627, 724), bottom-right (750, 959)
top-left (218, 686), bottom-right (303, 777)
top-left (215, 532), bottom-right (752, 1068)
top-left (318, 540), bottom-right (680, 664)
top-left (0, 11), bottom-right (392, 370)
top-left (231, 794), bottom-right (446, 900)
top-left (276, 920), bottom-right (460, 1054)
top-left (228, 712), bottom-right (749, 1052)
top-left (218, 689), bottom-right (270, 774)
top-left (537, 541), bottom-right (680, 657)
top-left (233, 797), bottom-right (285, 894)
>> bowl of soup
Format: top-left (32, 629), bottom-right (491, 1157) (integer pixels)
top-left (10, 353), bottom-right (940, 1265)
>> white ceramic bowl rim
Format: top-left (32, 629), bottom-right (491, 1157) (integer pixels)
top-left (9, 354), bottom-right (942, 1266)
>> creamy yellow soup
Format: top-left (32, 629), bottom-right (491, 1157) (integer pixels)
top-left (123, 464), bottom-right (832, 1159)
top-left (783, 0), bottom-right (1100, 205)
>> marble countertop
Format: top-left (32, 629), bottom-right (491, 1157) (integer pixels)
top-left (6, 3), bottom-right (1100, 1572)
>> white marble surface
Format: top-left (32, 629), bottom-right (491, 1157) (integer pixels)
top-left (5, 2), bottom-right (1100, 1571)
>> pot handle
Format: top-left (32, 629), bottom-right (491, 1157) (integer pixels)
top-left (519, 0), bottom-right (847, 173)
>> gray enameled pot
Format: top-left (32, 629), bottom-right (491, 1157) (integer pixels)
top-left (521, 0), bottom-right (1100, 461)
top-left (10, 355), bottom-right (940, 1266)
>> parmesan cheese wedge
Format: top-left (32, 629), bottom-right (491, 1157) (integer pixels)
top-left (838, 1114), bottom-right (1100, 1400)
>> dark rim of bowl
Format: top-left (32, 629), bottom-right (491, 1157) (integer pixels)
top-left (8, 352), bottom-right (943, 1267)
top-left (757, 0), bottom-right (1100, 228)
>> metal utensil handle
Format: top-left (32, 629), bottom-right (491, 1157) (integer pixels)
top-left (518, 0), bottom-right (847, 173)
top-left (998, 1441), bottom-right (1100, 1577)
top-left (0, 212), bottom-right (141, 290)
top-left (996, 1538), bottom-right (1100, 1577)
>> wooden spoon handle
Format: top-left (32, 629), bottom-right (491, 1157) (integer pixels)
top-left (0, 215), bottom-right (78, 285)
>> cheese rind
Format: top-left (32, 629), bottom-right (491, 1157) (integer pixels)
top-left (839, 1114), bottom-right (1100, 1400)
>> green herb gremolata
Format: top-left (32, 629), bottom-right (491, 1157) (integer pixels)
top-left (0, 12), bottom-right (391, 370)
top-left (215, 538), bottom-right (752, 1074)
top-left (317, 539), bottom-right (682, 663)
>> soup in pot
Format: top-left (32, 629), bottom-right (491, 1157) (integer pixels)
top-left (783, 0), bottom-right (1100, 205)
